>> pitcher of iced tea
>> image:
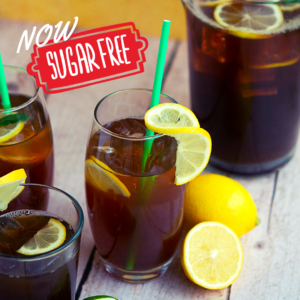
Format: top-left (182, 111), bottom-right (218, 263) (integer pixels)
top-left (182, 0), bottom-right (300, 174)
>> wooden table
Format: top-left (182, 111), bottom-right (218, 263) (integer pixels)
top-left (1, 20), bottom-right (299, 300)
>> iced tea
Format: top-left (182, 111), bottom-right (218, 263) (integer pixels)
top-left (0, 94), bottom-right (54, 213)
top-left (0, 211), bottom-right (76, 300)
top-left (0, 183), bottom-right (83, 300)
top-left (85, 90), bottom-right (186, 282)
top-left (185, 1), bottom-right (300, 174)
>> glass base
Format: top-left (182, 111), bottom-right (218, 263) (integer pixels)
top-left (101, 257), bottom-right (174, 283)
top-left (209, 148), bottom-right (295, 175)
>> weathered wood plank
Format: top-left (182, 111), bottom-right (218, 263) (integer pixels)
top-left (230, 140), bottom-right (300, 300)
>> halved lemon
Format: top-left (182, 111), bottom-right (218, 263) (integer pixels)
top-left (85, 157), bottom-right (131, 197)
top-left (0, 121), bottom-right (24, 143)
top-left (181, 222), bottom-right (243, 290)
top-left (0, 169), bottom-right (27, 211)
top-left (214, 3), bottom-right (284, 39)
top-left (144, 103), bottom-right (200, 134)
top-left (280, 3), bottom-right (300, 11)
top-left (199, 0), bottom-right (230, 7)
top-left (17, 218), bottom-right (66, 255)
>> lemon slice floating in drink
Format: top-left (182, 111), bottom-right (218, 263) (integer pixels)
top-left (181, 222), bottom-right (243, 290)
top-left (0, 169), bottom-right (27, 211)
top-left (214, 3), bottom-right (284, 39)
top-left (17, 218), bottom-right (66, 255)
top-left (145, 103), bottom-right (211, 185)
top-left (0, 121), bottom-right (24, 143)
top-left (85, 157), bottom-right (131, 197)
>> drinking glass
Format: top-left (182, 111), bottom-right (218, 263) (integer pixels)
top-left (0, 183), bottom-right (84, 300)
top-left (85, 89), bottom-right (186, 282)
top-left (183, 0), bottom-right (300, 174)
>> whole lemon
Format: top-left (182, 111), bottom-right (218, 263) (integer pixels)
top-left (184, 174), bottom-right (258, 237)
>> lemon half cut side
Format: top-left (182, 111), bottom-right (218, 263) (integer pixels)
top-left (181, 222), bottom-right (243, 290)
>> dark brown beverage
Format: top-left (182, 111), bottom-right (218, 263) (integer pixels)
top-left (0, 211), bottom-right (77, 300)
top-left (0, 94), bottom-right (54, 213)
top-left (185, 1), bottom-right (300, 174)
top-left (85, 118), bottom-right (185, 273)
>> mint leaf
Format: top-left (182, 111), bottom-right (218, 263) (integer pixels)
top-left (0, 113), bottom-right (29, 127)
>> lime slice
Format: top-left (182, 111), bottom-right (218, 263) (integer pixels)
top-left (85, 157), bottom-right (131, 197)
top-left (214, 3), bottom-right (284, 39)
top-left (280, 3), bottom-right (300, 11)
top-left (83, 297), bottom-right (118, 300)
top-left (0, 169), bottom-right (27, 211)
top-left (0, 121), bottom-right (24, 143)
top-left (17, 218), bottom-right (66, 255)
top-left (144, 103), bottom-right (200, 134)
top-left (171, 127), bottom-right (212, 185)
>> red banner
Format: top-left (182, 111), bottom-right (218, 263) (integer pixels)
top-left (27, 22), bottom-right (148, 94)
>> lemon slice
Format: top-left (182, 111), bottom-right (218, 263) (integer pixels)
top-left (144, 104), bottom-right (211, 185)
top-left (199, 0), bottom-right (230, 7)
top-left (171, 127), bottom-right (211, 185)
top-left (85, 157), bottom-right (131, 197)
top-left (0, 169), bottom-right (27, 211)
top-left (181, 222), bottom-right (243, 290)
top-left (280, 3), bottom-right (300, 11)
top-left (144, 103), bottom-right (200, 134)
top-left (0, 121), bottom-right (24, 143)
top-left (214, 3), bottom-right (284, 39)
top-left (17, 218), bottom-right (66, 255)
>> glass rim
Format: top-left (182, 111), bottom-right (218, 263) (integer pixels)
top-left (0, 183), bottom-right (84, 261)
top-left (0, 65), bottom-right (40, 113)
top-left (94, 88), bottom-right (177, 141)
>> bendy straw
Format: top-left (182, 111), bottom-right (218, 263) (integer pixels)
top-left (0, 54), bottom-right (11, 109)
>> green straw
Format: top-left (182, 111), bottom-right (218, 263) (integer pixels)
top-left (141, 20), bottom-right (171, 170)
top-left (125, 20), bottom-right (171, 270)
top-left (0, 53), bottom-right (11, 109)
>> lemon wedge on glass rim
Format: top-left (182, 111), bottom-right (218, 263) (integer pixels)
top-left (0, 169), bottom-right (27, 211)
top-left (17, 218), bottom-right (67, 256)
top-left (214, 2), bottom-right (284, 39)
top-left (145, 103), bottom-right (211, 185)
top-left (85, 157), bottom-right (131, 197)
top-left (181, 222), bottom-right (243, 290)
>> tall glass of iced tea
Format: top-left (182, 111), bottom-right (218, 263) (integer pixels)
top-left (85, 89), bottom-right (186, 282)
top-left (0, 183), bottom-right (84, 300)
top-left (0, 66), bottom-right (54, 213)
top-left (183, 0), bottom-right (300, 174)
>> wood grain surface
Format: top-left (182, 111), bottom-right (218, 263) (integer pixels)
top-left (0, 19), bottom-right (299, 300)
